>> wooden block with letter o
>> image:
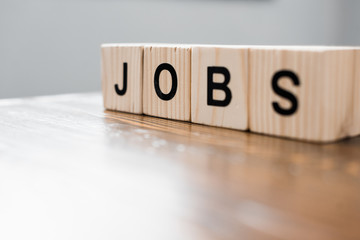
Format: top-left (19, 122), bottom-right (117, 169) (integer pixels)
top-left (249, 47), bottom-right (356, 142)
top-left (191, 45), bottom-right (248, 130)
top-left (143, 45), bottom-right (191, 121)
top-left (101, 44), bottom-right (143, 114)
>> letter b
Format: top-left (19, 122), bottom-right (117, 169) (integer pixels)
top-left (207, 66), bottom-right (232, 107)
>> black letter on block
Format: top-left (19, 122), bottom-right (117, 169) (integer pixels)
top-left (154, 63), bottom-right (178, 101)
top-left (207, 66), bottom-right (232, 107)
top-left (114, 62), bottom-right (128, 96)
top-left (272, 70), bottom-right (300, 116)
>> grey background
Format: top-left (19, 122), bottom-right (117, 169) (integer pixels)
top-left (0, 0), bottom-right (359, 99)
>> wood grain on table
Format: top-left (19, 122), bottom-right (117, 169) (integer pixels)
top-left (0, 93), bottom-right (359, 240)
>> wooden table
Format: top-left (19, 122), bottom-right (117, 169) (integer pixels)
top-left (0, 93), bottom-right (359, 240)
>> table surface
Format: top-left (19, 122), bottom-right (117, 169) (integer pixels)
top-left (0, 93), bottom-right (360, 240)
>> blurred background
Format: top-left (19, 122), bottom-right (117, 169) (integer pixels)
top-left (0, 0), bottom-right (359, 99)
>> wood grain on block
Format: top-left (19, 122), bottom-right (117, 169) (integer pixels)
top-left (101, 44), bottom-right (143, 114)
top-left (191, 46), bottom-right (248, 130)
top-left (143, 45), bottom-right (191, 121)
top-left (249, 47), bottom-right (356, 142)
top-left (351, 49), bottom-right (360, 137)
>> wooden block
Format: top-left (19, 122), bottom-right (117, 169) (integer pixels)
top-left (350, 49), bottom-right (360, 137)
top-left (143, 45), bottom-right (191, 121)
top-left (249, 47), bottom-right (356, 142)
top-left (101, 44), bottom-right (143, 114)
top-left (191, 46), bottom-right (248, 130)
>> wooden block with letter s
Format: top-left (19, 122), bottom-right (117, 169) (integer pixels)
top-left (101, 44), bottom-right (143, 114)
top-left (191, 45), bottom-right (248, 130)
top-left (249, 46), bottom-right (357, 142)
top-left (143, 45), bottom-right (191, 121)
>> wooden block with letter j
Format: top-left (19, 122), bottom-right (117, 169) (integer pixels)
top-left (143, 45), bottom-right (191, 121)
top-left (191, 45), bottom-right (248, 130)
top-left (101, 44), bottom-right (143, 114)
top-left (249, 47), bottom-right (357, 142)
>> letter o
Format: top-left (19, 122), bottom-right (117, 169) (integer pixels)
top-left (154, 63), bottom-right (178, 101)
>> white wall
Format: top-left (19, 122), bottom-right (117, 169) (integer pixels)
top-left (0, 0), bottom-right (357, 99)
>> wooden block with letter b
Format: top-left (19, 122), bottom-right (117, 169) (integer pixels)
top-left (191, 45), bottom-right (248, 130)
top-left (101, 44), bottom-right (143, 114)
top-left (249, 47), bottom-right (357, 142)
top-left (143, 45), bottom-right (191, 121)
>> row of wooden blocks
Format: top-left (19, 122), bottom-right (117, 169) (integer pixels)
top-left (101, 44), bottom-right (360, 143)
